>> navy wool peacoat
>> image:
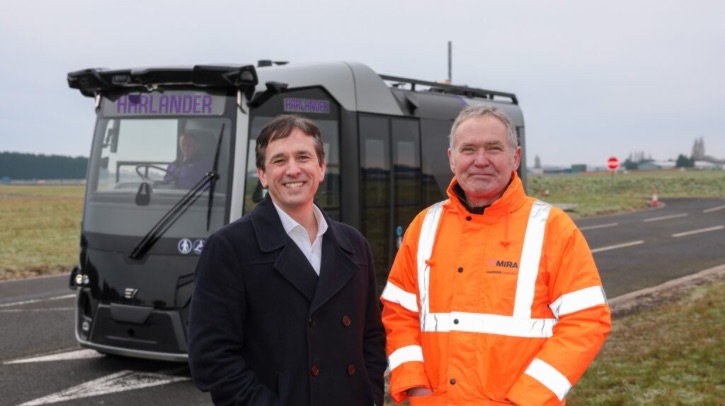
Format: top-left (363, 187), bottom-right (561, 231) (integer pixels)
top-left (188, 196), bottom-right (387, 406)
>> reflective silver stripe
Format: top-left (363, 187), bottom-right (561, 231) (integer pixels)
top-left (549, 286), bottom-right (607, 318)
top-left (420, 312), bottom-right (555, 338)
top-left (417, 201), bottom-right (446, 329)
top-left (514, 200), bottom-right (551, 319)
top-left (381, 282), bottom-right (419, 313)
top-left (524, 358), bottom-right (571, 401)
top-left (388, 345), bottom-right (424, 371)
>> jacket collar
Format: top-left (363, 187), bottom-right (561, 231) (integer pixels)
top-left (446, 171), bottom-right (527, 216)
top-left (250, 196), bottom-right (356, 312)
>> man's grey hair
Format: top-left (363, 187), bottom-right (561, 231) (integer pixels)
top-left (449, 105), bottom-right (518, 150)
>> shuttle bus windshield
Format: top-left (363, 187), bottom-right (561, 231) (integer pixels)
top-left (84, 90), bottom-right (234, 253)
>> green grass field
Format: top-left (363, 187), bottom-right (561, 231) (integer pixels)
top-left (1, 169), bottom-right (724, 404)
top-left (530, 169), bottom-right (725, 217)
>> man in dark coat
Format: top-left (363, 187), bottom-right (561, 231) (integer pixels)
top-left (188, 115), bottom-right (386, 406)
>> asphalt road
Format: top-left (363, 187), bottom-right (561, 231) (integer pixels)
top-left (1, 197), bottom-right (723, 405)
top-left (575, 197), bottom-right (725, 297)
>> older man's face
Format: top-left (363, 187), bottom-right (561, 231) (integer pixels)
top-left (448, 115), bottom-right (520, 207)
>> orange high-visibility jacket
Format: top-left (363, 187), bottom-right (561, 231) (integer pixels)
top-left (381, 173), bottom-right (611, 405)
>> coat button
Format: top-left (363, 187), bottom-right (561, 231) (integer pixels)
top-left (450, 378), bottom-right (456, 385)
top-left (311, 364), bottom-right (319, 377)
top-left (457, 267), bottom-right (463, 273)
top-left (347, 364), bottom-right (356, 375)
top-left (342, 315), bottom-right (351, 327)
top-left (308, 317), bottom-right (315, 327)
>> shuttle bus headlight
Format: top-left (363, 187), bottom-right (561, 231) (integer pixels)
top-left (70, 265), bottom-right (90, 289)
top-left (69, 265), bottom-right (82, 289)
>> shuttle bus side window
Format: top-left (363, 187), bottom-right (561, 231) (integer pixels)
top-left (359, 115), bottom-right (391, 284)
top-left (392, 118), bottom-right (421, 249)
top-left (420, 119), bottom-right (450, 206)
top-left (315, 120), bottom-right (341, 219)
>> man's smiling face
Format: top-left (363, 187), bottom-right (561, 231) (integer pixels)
top-left (257, 128), bottom-right (326, 216)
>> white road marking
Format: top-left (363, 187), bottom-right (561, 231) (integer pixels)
top-left (591, 240), bottom-right (645, 253)
top-left (579, 222), bottom-right (618, 231)
top-left (643, 213), bottom-right (688, 222)
top-left (0, 307), bottom-right (73, 313)
top-left (18, 369), bottom-right (190, 406)
top-left (0, 294), bottom-right (75, 308)
top-left (703, 204), bottom-right (725, 213)
top-left (5, 349), bottom-right (103, 364)
top-left (672, 225), bottom-right (724, 238)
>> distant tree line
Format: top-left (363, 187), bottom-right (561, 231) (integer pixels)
top-left (0, 152), bottom-right (88, 180)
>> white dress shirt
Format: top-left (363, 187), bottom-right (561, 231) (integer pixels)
top-left (272, 202), bottom-right (328, 275)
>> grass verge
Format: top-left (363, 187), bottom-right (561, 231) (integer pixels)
top-left (568, 277), bottom-right (724, 405)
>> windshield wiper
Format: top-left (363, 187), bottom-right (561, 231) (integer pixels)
top-left (129, 171), bottom-right (217, 260)
top-left (206, 124), bottom-right (225, 231)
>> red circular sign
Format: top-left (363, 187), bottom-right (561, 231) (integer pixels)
top-left (607, 157), bottom-right (620, 171)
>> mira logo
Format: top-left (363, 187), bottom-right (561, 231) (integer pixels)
top-left (487, 259), bottom-right (519, 269)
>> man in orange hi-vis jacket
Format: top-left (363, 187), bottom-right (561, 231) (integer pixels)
top-left (380, 105), bottom-right (611, 405)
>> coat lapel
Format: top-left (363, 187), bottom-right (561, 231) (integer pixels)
top-left (251, 197), bottom-right (318, 302)
top-left (310, 218), bottom-right (356, 313)
top-left (274, 244), bottom-right (319, 302)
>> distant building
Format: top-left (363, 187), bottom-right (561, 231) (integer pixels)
top-left (638, 161), bottom-right (677, 170)
top-left (694, 160), bottom-right (723, 170)
top-left (570, 164), bottom-right (587, 173)
top-left (540, 165), bottom-right (572, 174)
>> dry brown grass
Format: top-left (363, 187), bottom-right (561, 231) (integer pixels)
top-left (0, 185), bottom-right (84, 280)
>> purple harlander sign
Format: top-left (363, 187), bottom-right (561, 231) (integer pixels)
top-left (114, 94), bottom-right (215, 115)
top-left (283, 98), bottom-right (330, 114)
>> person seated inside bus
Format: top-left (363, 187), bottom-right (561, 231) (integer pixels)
top-left (164, 132), bottom-right (213, 188)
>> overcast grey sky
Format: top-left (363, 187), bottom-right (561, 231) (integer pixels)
top-left (1, 0), bottom-right (723, 168)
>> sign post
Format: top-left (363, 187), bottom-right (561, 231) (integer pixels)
top-left (607, 157), bottom-right (620, 195)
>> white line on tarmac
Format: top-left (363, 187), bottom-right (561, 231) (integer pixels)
top-left (579, 222), bottom-right (619, 231)
top-left (18, 369), bottom-right (189, 406)
top-left (703, 204), bottom-right (725, 213)
top-left (0, 307), bottom-right (73, 313)
top-left (643, 213), bottom-right (688, 222)
top-left (672, 225), bottom-right (724, 238)
top-left (5, 349), bottom-right (103, 364)
top-left (0, 294), bottom-right (75, 308)
top-left (591, 240), bottom-right (645, 253)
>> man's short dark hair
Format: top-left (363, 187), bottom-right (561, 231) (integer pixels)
top-left (255, 115), bottom-right (325, 169)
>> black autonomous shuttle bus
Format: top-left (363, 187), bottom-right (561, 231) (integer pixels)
top-left (67, 61), bottom-right (525, 361)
